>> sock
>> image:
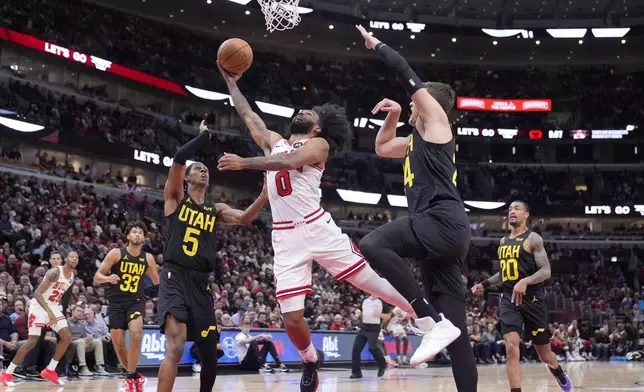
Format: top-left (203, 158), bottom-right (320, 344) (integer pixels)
top-left (548, 364), bottom-right (567, 383)
top-left (410, 298), bottom-right (440, 321)
top-left (402, 355), bottom-right (407, 360)
top-left (298, 343), bottom-right (318, 363)
top-left (127, 371), bottom-right (138, 379)
top-left (385, 355), bottom-right (391, 361)
top-left (47, 360), bottom-right (59, 371)
top-left (511, 388), bottom-right (521, 392)
top-left (6, 363), bottom-right (17, 374)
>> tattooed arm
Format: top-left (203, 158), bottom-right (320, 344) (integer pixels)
top-left (522, 232), bottom-right (552, 285)
top-left (219, 63), bottom-right (281, 155)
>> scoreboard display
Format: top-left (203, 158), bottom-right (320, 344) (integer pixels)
top-left (455, 126), bottom-right (638, 141)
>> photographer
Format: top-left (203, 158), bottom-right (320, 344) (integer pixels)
top-left (234, 320), bottom-right (287, 373)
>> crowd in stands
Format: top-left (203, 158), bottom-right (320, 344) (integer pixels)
top-left (2, 164), bottom-right (644, 379)
top-left (3, 70), bottom-right (644, 203)
top-left (2, 0), bottom-right (644, 128)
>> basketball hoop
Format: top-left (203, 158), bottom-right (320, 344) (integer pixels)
top-left (257, 0), bottom-right (301, 32)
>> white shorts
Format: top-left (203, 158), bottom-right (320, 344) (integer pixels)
top-left (387, 323), bottom-right (407, 338)
top-left (28, 303), bottom-right (67, 335)
top-left (272, 208), bottom-right (367, 313)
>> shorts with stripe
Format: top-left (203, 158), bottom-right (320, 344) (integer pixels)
top-left (28, 303), bottom-right (67, 335)
top-left (272, 208), bottom-right (367, 313)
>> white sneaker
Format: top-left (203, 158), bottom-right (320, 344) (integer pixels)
top-left (277, 364), bottom-right (289, 372)
top-left (192, 363), bottom-right (202, 373)
top-left (94, 365), bottom-right (109, 376)
top-left (415, 363), bottom-right (428, 369)
top-left (409, 313), bottom-right (461, 367)
top-left (259, 364), bottom-right (273, 373)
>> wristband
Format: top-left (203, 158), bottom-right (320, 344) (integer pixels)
top-left (482, 280), bottom-right (491, 289)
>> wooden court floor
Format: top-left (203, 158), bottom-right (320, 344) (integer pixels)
top-left (3, 362), bottom-right (644, 391)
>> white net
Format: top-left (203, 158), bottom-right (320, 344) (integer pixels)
top-left (257, 0), bottom-right (301, 32)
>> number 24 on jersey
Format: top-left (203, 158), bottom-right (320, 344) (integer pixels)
top-left (403, 135), bottom-right (458, 188)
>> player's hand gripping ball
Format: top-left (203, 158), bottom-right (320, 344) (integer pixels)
top-left (217, 38), bottom-right (253, 75)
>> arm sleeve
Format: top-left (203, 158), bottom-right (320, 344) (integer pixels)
top-left (375, 43), bottom-right (424, 97)
top-left (174, 131), bottom-right (212, 165)
top-left (61, 287), bottom-right (72, 314)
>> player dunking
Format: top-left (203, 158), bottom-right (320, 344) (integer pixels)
top-left (353, 25), bottom-right (477, 391)
top-left (0, 251), bottom-right (78, 386)
top-left (471, 201), bottom-right (572, 392)
top-left (217, 63), bottom-right (416, 392)
top-left (157, 122), bottom-right (269, 392)
top-left (94, 221), bottom-right (160, 392)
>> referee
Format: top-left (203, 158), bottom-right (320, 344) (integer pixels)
top-left (350, 295), bottom-right (388, 379)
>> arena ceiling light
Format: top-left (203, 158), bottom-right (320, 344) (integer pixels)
top-left (387, 195), bottom-right (407, 208)
top-left (352, 118), bottom-right (405, 129)
top-left (185, 86), bottom-right (232, 103)
top-left (0, 116), bottom-right (45, 133)
top-left (463, 201), bottom-right (507, 210)
top-left (255, 101), bottom-right (295, 118)
top-left (388, 195), bottom-right (473, 212)
top-left (481, 29), bottom-right (533, 38)
top-left (546, 28), bottom-right (587, 38)
top-left (297, 6), bottom-right (313, 14)
top-left (591, 28), bottom-right (631, 38)
top-left (337, 189), bottom-right (381, 205)
top-left (227, 0), bottom-right (252, 5)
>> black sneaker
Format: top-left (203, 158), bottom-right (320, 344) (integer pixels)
top-left (25, 366), bottom-right (41, 378)
top-left (377, 365), bottom-right (387, 378)
top-left (300, 349), bottom-right (324, 392)
top-left (349, 373), bottom-right (362, 379)
top-left (12, 366), bottom-right (27, 379)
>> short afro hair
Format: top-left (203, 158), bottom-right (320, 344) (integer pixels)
top-left (311, 103), bottom-right (353, 157)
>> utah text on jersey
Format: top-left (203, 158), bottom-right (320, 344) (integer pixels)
top-left (177, 197), bottom-right (216, 232)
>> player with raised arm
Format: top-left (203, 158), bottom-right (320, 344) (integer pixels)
top-left (471, 201), bottom-right (572, 392)
top-left (0, 251), bottom-right (78, 386)
top-left (217, 62), bottom-right (416, 392)
top-left (352, 25), bottom-right (477, 391)
top-left (157, 121), bottom-right (269, 392)
top-left (94, 220), bottom-right (160, 392)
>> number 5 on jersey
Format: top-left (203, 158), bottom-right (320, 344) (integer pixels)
top-left (183, 227), bottom-right (200, 256)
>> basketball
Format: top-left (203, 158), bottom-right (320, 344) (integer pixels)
top-left (217, 38), bottom-right (253, 74)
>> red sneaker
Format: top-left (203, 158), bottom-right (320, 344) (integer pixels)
top-left (119, 378), bottom-right (137, 392)
top-left (0, 372), bottom-right (14, 387)
top-left (136, 374), bottom-right (148, 392)
top-left (40, 368), bottom-right (64, 385)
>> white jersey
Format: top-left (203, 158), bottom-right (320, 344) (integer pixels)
top-left (267, 138), bottom-right (323, 223)
top-left (389, 307), bottom-right (408, 326)
top-left (41, 266), bottom-right (74, 307)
